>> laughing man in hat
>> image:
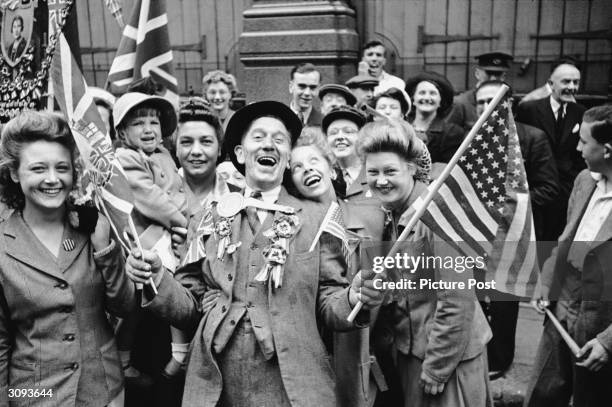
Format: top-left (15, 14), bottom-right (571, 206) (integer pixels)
top-left (126, 101), bottom-right (383, 407)
top-left (446, 51), bottom-right (514, 132)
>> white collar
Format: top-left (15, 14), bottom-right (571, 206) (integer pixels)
top-left (244, 184), bottom-right (282, 203)
top-left (549, 95), bottom-right (566, 114)
top-left (290, 102), bottom-right (312, 120)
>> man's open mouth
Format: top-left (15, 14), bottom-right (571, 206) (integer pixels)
top-left (257, 156), bottom-right (278, 166)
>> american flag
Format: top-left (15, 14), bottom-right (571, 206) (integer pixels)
top-left (181, 209), bottom-right (215, 266)
top-left (51, 33), bottom-right (135, 253)
top-left (106, 0), bottom-right (178, 106)
top-left (413, 94), bottom-right (538, 297)
top-left (312, 201), bottom-right (351, 264)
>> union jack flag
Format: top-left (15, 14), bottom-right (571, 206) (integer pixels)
top-left (51, 33), bottom-right (135, 252)
top-left (106, 0), bottom-right (178, 106)
top-left (181, 209), bottom-right (215, 266)
top-left (413, 94), bottom-right (539, 297)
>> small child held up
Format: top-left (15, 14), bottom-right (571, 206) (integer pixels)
top-left (113, 92), bottom-right (190, 381)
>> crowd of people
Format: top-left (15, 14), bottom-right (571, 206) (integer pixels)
top-left (0, 38), bottom-right (611, 407)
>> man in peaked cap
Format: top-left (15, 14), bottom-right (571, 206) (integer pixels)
top-left (446, 51), bottom-right (514, 132)
top-left (346, 74), bottom-right (380, 105)
top-left (126, 100), bottom-right (383, 407)
top-left (318, 83), bottom-right (357, 116)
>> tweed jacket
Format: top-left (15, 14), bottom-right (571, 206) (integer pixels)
top-left (0, 212), bottom-right (136, 406)
top-left (540, 170), bottom-right (612, 353)
top-left (516, 97), bottom-right (586, 198)
top-left (116, 145), bottom-right (188, 234)
top-left (143, 187), bottom-right (366, 407)
top-left (380, 181), bottom-right (491, 383)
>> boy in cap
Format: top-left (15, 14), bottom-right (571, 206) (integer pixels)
top-left (125, 100), bottom-right (383, 407)
top-left (346, 74), bottom-right (379, 105)
top-left (446, 51), bottom-right (514, 132)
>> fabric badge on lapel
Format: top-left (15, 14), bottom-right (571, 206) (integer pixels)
top-left (62, 238), bottom-right (76, 251)
top-left (572, 123), bottom-right (580, 133)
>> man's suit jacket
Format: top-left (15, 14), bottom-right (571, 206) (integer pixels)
top-left (516, 121), bottom-right (559, 239)
top-left (144, 187), bottom-right (364, 407)
top-left (541, 170), bottom-right (612, 353)
top-left (306, 106), bottom-right (323, 127)
top-left (445, 88), bottom-right (477, 133)
top-left (516, 97), bottom-right (586, 198)
top-left (0, 213), bottom-right (135, 406)
top-left (343, 166), bottom-right (381, 206)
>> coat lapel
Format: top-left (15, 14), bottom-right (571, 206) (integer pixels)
top-left (3, 213), bottom-right (64, 280)
top-left (346, 166), bottom-right (368, 198)
top-left (536, 98), bottom-right (557, 146)
top-left (57, 221), bottom-right (88, 274)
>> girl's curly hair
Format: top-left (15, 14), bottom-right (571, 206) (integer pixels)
top-left (0, 111), bottom-right (77, 210)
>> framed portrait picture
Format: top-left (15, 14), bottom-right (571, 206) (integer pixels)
top-left (1, 1), bottom-right (34, 67)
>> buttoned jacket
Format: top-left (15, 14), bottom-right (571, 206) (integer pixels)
top-left (143, 187), bottom-right (364, 407)
top-left (116, 145), bottom-right (188, 234)
top-left (516, 97), bottom-right (586, 198)
top-left (0, 213), bottom-right (135, 406)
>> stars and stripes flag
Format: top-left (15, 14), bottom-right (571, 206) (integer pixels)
top-left (51, 32), bottom-right (135, 253)
top-left (413, 93), bottom-right (539, 297)
top-left (106, 0), bottom-right (178, 106)
top-left (309, 201), bottom-right (351, 264)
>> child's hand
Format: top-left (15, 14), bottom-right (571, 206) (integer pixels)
top-left (201, 289), bottom-right (221, 313)
top-left (91, 214), bottom-right (111, 252)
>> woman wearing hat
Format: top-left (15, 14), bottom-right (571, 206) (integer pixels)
top-left (359, 119), bottom-right (492, 407)
top-left (373, 87), bottom-right (412, 121)
top-left (406, 72), bottom-right (465, 164)
top-left (322, 105), bottom-right (371, 202)
top-left (202, 70), bottom-right (238, 130)
top-left (0, 111), bottom-right (136, 406)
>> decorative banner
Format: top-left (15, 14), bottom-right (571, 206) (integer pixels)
top-left (0, 0), bottom-right (73, 122)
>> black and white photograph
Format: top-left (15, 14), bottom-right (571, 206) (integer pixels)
top-left (0, 1), bottom-right (611, 406)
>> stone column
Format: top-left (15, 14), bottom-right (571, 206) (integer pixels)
top-left (239, 0), bottom-right (359, 103)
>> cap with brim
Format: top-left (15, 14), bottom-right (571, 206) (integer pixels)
top-left (222, 101), bottom-right (302, 175)
top-left (318, 84), bottom-right (357, 106)
top-left (322, 105), bottom-right (367, 134)
top-left (475, 52), bottom-right (513, 72)
top-left (405, 71), bottom-right (455, 114)
top-left (345, 75), bottom-right (379, 89)
top-left (113, 92), bottom-right (177, 137)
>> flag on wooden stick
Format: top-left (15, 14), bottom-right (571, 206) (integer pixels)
top-left (413, 93), bottom-right (539, 297)
top-left (106, 0), bottom-right (178, 106)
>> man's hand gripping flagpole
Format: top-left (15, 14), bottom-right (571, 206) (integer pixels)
top-left (347, 85), bottom-right (510, 323)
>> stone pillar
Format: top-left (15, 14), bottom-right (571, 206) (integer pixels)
top-left (239, 0), bottom-right (359, 103)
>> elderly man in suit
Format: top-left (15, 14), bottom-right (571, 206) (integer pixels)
top-left (516, 59), bottom-right (586, 241)
top-left (126, 101), bottom-right (382, 407)
top-left (526, 105), bottom-right (612, 407)
top-left (289, 63), bottom-right (323, 126)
